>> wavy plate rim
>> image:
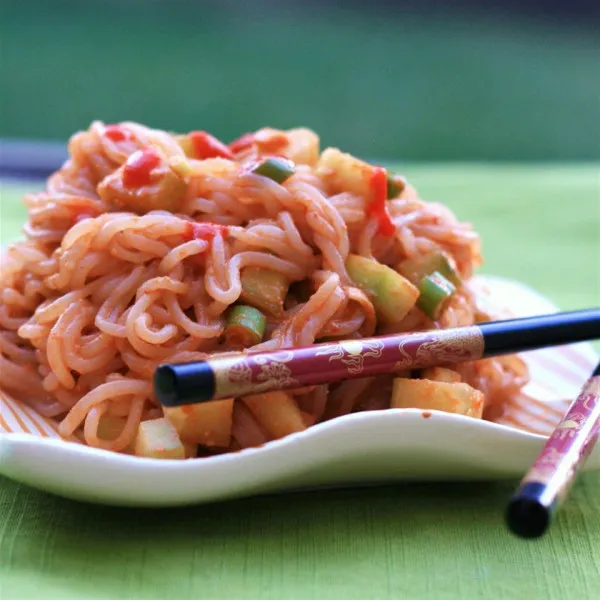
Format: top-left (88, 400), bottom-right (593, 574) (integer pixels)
top-left (0, 274), bottom-right (598, 506)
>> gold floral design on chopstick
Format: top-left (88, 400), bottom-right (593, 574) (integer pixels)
top-left (214, 351), bottom-right (299, 398)
top-left (555, 413), bottom-right (587, 439)
top-left (315, 339), bottom-right (385, 375)
top-left (214, 356), bottom-right (253, 397)
top-left (255, 360), bottom-right (298, 391)
top-left (394, 326), bottom-right (484, 371)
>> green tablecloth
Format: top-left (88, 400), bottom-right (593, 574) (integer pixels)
top-left (1, 165), bottom-right (599, 599)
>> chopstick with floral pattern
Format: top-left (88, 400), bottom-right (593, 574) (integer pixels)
top-left (506, 359), bottom-right (600, 538)
top-left (154, 308), bottom-right (599, 407)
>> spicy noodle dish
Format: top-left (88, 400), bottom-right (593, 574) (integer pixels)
top-left (0, 122), bottom-right (528, 459)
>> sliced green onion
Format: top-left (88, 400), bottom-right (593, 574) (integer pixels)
top-left (416, 271), bottom-right (456, 320)
top-left (251, 157), bottom-right (296, 183)
top-left (224, 305), bottom-right (267, 347)
top-left (386, 173), bottom-right (406, 199)
top-left (398, 251), bottom-right (462, 286)
top-left (386, 175), bottom-right (400, 199)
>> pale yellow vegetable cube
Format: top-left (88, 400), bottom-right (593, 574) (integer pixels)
top-left (98, 162), bottom-right (187, 214)
top-left (163, 398), bottom-right (234, 448)
top-left (177, 157), bottom-right (238, 178)
top-left (420, 367), bottom-right (461, 383)
top-left (251, 127), bottom-right (319, 166)
top-left (317, 147), bottom-right (375, 197)
top-left (240, 267), bottom-right (289, 317)
top-left (242, 391), bottom-right (307, 439)
top-left (391, 378), bottom-right (484, 418)
top-left (300, 411), bottom-right (317, 427)
top-left (134, 418), bottom-right (186, 459)
top-left (283, 128), bottom-right (320, 166)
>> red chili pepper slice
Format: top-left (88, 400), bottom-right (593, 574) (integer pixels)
top-left (369, 167), bottom-right (396, 237)
top-left (103, 124), bottom-right (129, 142)
top-left (188, 131), bottom-right (233, 160)
top-left (123, 148), bottom-right (162, 188)
top-left (184, 222), bottom-right (229, 243)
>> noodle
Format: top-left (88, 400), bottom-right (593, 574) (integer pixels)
top-left (0, 121), bottom-right (528, 457)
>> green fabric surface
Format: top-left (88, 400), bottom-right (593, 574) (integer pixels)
top-left (1, 165), bottom-right (599, 599)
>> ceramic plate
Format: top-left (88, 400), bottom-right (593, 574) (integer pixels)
top-left (0, 275), bottom-right (597, 506)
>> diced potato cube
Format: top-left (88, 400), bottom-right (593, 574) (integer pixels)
top-left (134, 418), bottom-right (186, 459)
top-left (300, 411), bottom-right (317, 427)
top-left (283, 128), bottom-right (320, 166)
top-left (98, 162), bottom-right (187, 214)
top-left (242, 391), bottom-right (307, 439)
top-left (163, 398), bottom-right (234, 448)
top-left (317, 147), bottom-right (375, 197)
top-left (420, 367), bottom-right (461, 383)
top-left (391, 378), bottom-right (484, 418)
top-left (240, 267), bottom-right (289, 317)
top-left (172, 156), bottom-right (238, 179)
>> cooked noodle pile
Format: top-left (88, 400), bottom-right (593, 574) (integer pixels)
top-left (0, 122), bottom-right (528, 457)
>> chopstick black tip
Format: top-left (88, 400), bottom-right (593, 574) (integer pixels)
top-left (154, 365), bottom-right (179, 407)
top-left (154, 362), bottom-right (215, 407)
top-left (506, 483), bottom-right (554, 539)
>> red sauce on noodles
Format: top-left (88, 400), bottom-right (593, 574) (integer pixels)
top-left (184, 223), bottom-right (229, 243)
top-left (229, 133), bottom-right (256, 153)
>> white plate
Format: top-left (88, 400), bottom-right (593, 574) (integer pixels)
top-left (0, 275), bottom-right (597, 506)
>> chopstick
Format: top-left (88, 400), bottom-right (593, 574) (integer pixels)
top-left (506, 359), bottom-right (600, 539)
top-left (154, 308), bottom-right (600, 407)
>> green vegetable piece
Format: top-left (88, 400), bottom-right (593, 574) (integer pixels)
top-left (224, 305), bottom-right (267, 347)
top-left (398, 251), bottom-right (461, 286)
top-left (386, 173), bottom-right (405, 199)
top-left (251, 157), bottom-right (296, 183)
top-left (240, 267), bottom-right (289, 317)
top-left (416, 271), bottom-right (456, 320)
top-left (346, 254), bottom-right (419, 324)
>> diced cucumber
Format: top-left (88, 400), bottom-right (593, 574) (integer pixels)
top-left (397, 251), bottom-right (461, 286)
top-left (346, 254), bottom-right (419, 324)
